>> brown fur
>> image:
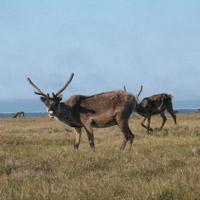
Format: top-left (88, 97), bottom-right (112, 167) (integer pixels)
top-left (27, 74), bottom-right (139, 151)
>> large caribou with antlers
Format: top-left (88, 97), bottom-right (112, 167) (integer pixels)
top-left (27, 73), bottom-right (142, 151)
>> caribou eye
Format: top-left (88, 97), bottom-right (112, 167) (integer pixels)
top-left (54, 102), bottom-right (59, 107)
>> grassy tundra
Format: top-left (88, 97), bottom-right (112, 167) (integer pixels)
top-left (0, 114), bottom-right (200, 200)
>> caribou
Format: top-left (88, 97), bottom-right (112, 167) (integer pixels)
top-left (13, 111), bottom-right (25, 118)
top-left (27, 73), bottom-right (142, 151)
top-left (124, 86), bottom-right (177, 134)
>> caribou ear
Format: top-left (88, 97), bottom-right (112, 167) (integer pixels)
top-left (57, 94), bottom-right (63, 101)
top-left (40, 97), bottom-right (46, 102)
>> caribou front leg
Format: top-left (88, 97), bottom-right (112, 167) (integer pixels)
top-left (73, 127), bottom-right (82, 149)
top-left (141, 116), bottom-right (153, 134)
top-left (141, 117), bottom-right (147, 130)
top-left (159, 113), bottom-right (167, 130)
top-left (147, 116), bottom-right (153, 134)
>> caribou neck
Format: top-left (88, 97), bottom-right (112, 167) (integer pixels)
top-left (53, 103), bottom-right (76, 126)
top-left (134, 103), bottom-right (145, 115)
top-left (53, 103), bottom-right (68, 119)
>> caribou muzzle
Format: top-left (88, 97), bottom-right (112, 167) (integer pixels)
top-left (48, 110), bottom-right (54, 118)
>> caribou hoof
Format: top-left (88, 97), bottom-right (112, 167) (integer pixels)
top-left (147, 128), bottom-right (153, 135)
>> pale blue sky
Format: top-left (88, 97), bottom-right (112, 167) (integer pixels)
top-left (0, 0), bottom-right (200, 111)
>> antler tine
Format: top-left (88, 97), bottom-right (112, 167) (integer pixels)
top-left (55, 73), bottom-right (74, 96)
top-left (137, 85), bottom-right (143, 97)
top-left (27, 77), bottom-right (47, 97)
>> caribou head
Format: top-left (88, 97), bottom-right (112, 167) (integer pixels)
top-left (27, 73), bottom-right (74, 118)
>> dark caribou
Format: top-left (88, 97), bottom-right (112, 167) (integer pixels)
top-left (124, 86), bottom-right (177, 134)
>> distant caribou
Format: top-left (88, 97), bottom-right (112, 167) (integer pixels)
top-left (27, 73), bottom-right (142, 151)
top-left (13, 111), bottom-right (25, 118)
top-left (196, 109), bottom-right (200, 114)
top-left (174, 109), bottom-right (178, 114)
top-left (124, 86), bottom-right (177, 134)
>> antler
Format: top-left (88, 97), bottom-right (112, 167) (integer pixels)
top-left (55, 73), bottom-right (74, 96)
top-left (123, 85), bottom-right (142, 97)
top-left (27, 73), bottom-right (74, 98)
top-left (27, 77), bottom-right (47, 97)
top-left (137, 85), bottom-right (143, 97)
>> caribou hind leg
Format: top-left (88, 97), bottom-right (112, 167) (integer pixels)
top-left (116, 118), bottom-right (132, 150)
top-left (119, 125), bottom-right (130, 150)
top-left (115, 109), bottom-right (135, 151)
top-left (146, 116), bottom-right (153, 134)
top-left (127, 126), bottom-right (134, 151)
top-left (119, 123), bottom-right (134, 151)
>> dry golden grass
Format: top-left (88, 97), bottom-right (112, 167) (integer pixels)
top-left (0, 114), bottom-right (200, 200)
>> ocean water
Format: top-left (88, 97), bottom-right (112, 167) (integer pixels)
top-left (176, 109), bottom-right (198, 114)
top-left (0, 112), bottom-right (48, 118)
top-left (0, 109), bottom-right (199, 118)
